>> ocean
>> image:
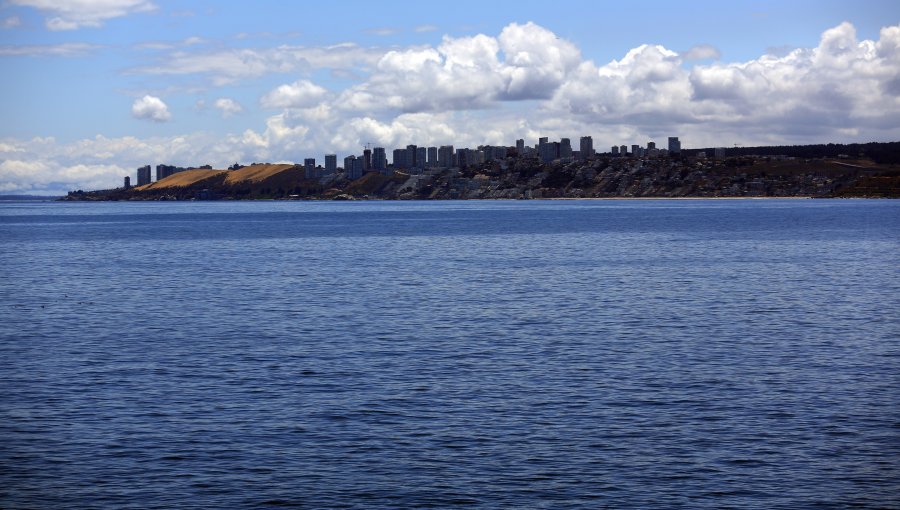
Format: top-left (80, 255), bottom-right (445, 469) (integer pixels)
top-left (1, 198), bottom-right (898, 509)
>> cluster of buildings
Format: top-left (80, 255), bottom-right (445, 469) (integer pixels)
top-left (129, 135), bottom-right (694, 187)
top-left (610, 137), bottom-right (682, 158)
top-left (128, 163), bottom-right (211, 188)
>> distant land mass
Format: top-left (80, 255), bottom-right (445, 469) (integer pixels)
top-left (66, 142), bottom-right (900, 201)
top-left (0, 195), bottom-right (63, 201)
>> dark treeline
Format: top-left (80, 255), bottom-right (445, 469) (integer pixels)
top-left (685, 141), bottom-right (900, 164)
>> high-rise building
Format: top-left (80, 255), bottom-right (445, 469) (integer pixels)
top-left (455, 148), bottom-right (468, 167)
top-left (539, 137), bottom-right (548, 145)
top-left (325, 154), bottom-right (337, 175)
top-left (539, 141), bottom-right (559, 163)
top-left (632, 144), bottom-right (641, 157)
top-left (560, 138), bottom-right (572, 159)
top-left (155, 164), bottom-right (185, 181)
top-left (438, 145), bottom-right (454, 168)
top-left (427, 146), bottom-right (437, 167)
top-left (406, 145), bottom-right (418, 168)
top-left (579, 136), bottom-right (593, 160)
top-left (344, 155), bottom-right (363, 179)
top-left (516, 139), bottom-right (525, 153)
top-left (137, 165), bottom-right (151, 185)
top-left (647, 141), bottom-right (656, 150)
top-left (363, 149), bottom-right (372, 171)
top-left (124, 176), bottom-right (131, 189)
top-left (416, 147), bottom-right (426, 169)
top-left (373, 147), bottom-right (387, 171)
top-left (393, 148), bottom-right (406, 168)
top-left (611, 146), bottom-right (619, 156)
top-left (668, 136), bottom-right (681, 154)
top-left (304, 158), bottom-right (316, 179)
top-left (620, 145), bottom-right (628, 156)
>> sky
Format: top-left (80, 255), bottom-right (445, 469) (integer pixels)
top-left (1, 0), bottom-right (899, 195)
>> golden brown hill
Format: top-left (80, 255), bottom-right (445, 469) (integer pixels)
top-left (225, 164), bottom-right (297, 184)
top-left (136, 169), bottom-right (227, 190)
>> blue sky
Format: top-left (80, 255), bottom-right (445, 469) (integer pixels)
top-left (1, 0), bottom-right (899, 194)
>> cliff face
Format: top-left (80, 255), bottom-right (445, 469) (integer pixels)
top-left (69, 156), bottom-right (900, 201)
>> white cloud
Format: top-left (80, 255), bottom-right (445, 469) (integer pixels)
top-left (0, 42), bottom-right (102, 57)
top-left (183, 36), bottom-right (206, 46)
top-left (10, 0), bottom-right (157, 31)
top-left (2, 16), bottom-right (22, 29)
top-left (332, 22), bottom-right (580, 114)
top-left (131, 43), bottom-right (385, 85)
top-left (213, 97), bottom-right (243, 117)
top-left (367, 27), bottom-right (400, 36)
top-left (131, 95), bottom-right (171, 122)
top-left (0, 158), bottom-right (128, 195)
top-left (682, 44), bottom-right (721, 61)
top-left (415, 24), bottom-right (438, 33)
top-left (260, 79), bottom-right (328, 109)
top-left (542, 21), bottom-right (900, 145)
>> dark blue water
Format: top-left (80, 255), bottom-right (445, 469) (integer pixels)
top-left (1, 199), bottom-right (899, 509)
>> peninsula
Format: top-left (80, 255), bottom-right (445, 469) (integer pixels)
top-left (66, 140), bottom-right (900, 201)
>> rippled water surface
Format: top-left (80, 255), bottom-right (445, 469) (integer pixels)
top-left (1, 199), bottom-right (899, 509)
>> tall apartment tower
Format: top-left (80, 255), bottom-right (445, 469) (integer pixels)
top-left (416, 147), bottom-right (426, 169)
top-left (124, 176), bottom-right (131, 189)
top-left (403, 145), bottom-right (415, 168)
top-left (427, 146), bottom-right (438, 167)
top-left (668, 137), bottom-right (681, 154)
top-left (620, 145), bottom-right (628, 156)
top-left (363, 149), bottom-right (372, 171)
top-left (137, 165), bottom-right (151, 185)
top-left (438, 145), bottom-right (454, 168)
top-left (516, 139), bottom-right (525, 153)
top-left (560, 138), bottom-right (573, 159)
top-left (611, 146), bottom-right (619, 156)
top-left (393, 148), bottom-right (406, 168)
top-left (325, 154), bottom-right (337, 175)
top-left (304, 158), bottom-right (316, 179)
top-left (579, 136), bottom-right (593, 160)
top-left (373, 147), bottom-right (387, 171)
top-left (647, 141), bottom-right (656, 150)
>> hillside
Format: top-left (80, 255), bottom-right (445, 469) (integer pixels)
top-left (67, 150), bottom-right (900, 201)
top-left (136, 169), bottom-right (227, 190)
top-left (225, 164), bottom-right (297, 184)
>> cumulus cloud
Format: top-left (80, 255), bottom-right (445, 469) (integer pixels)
top-left (334, 22), bottom-right (581, 114)
top-left (260, 79), bottom-right (328, 109)
top-left (213, 97), bottom-right (243, 117)
top-left (131, 95), bottom-right (171, 122)
top-left (543, 21), bottom-right (900, 145)
top-left (0, 158), bottom-right (129, 194)
top-left (9, 0), bottom-right (156, 31)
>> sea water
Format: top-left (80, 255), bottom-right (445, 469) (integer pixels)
top-left (1, 199), bottom-right (898, 509)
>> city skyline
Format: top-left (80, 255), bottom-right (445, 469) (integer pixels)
top-left (1, 0), bottom-right (899, 195)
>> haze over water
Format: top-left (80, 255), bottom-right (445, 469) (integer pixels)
top-left (1, 199), bottom-right (898, 509)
